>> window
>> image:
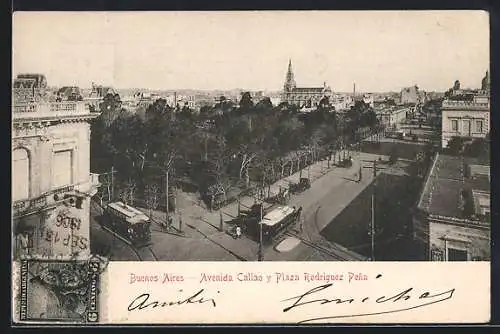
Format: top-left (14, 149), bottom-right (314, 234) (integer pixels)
top-left (447, 248), bottom-right (468, 261)
top-left (476, 120), bottom-right (483, 133)
top-left (12, 148), bottom-right (30, 201)
top-left (52, 150), bottom-right (73, 188)
top-left (463, 120), bottom-right (471, 136)
top-left (451, 120), bottom-right (458, 131)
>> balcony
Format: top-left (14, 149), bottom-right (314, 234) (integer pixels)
top-left (13, 184), bottom-right (76, 217)
top-left (12, 174), bottom-right (101, 217)
top-left (12, 101), bottom-right (99, 120)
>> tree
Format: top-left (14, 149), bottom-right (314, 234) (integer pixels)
top-left (463, 137), bottom-right (490, 162)
top-left (199, 105), bottom-right (212, 115)
top-left (239, 92), bottom-right (254, 111)
top-left (447, 136), bottom-right (465, 155)
top-left (119, 179), bottom-right (137, 205)
top-left (236, 146), bottom-right (257, 188)
top-left (317, 96), bottom-right (330, 112)
top-left (360, 109), bottom-right (379, 128)
top-left (145, 183), bottom-right (160, 218)
top-left (99, 93), bottom-right (123, 127)
top-left (255, 97), bottom-right (273, 111)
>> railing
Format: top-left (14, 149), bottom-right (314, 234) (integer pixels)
top-left (12, 101), bottom-right (94, 119)
top-left (429, 214), bottom-right (490, 228)
top-left (442, 100), bottom-right (490, 110)
top-left (13, 184), bottom-right (76, 217)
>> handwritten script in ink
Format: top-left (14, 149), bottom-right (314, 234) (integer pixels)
top-left (127, 289), bottom-right (219, 311)
top-left (281, 274), bottom-right (455, 323)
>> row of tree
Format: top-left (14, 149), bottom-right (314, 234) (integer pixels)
top-left (90, 92), bottom-right (380, 209)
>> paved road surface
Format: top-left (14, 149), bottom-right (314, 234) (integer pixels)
top-left (90, 151), bottom-right (391, 261)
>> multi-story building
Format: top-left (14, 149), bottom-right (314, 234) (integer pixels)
top-left (281, 59), bottom-right (333, 108)
top-left (56, 86), bottom-right (83, 101)
top-left (400, 85), bottom-right (427, 105)
top-left (362, 94), bottom-right (374, 108)
top-left (12, 75), bottom-right (101, 260)
top-left (375, 106), bottom-right (409, 128)
top-left (330, 94), bottom-right (354, 112)
top-left (441, 72), bottom-right (490, 148)
top-left (12, 74), bottom-right (48, 103)
top-left (413, 153), bottom-right (490, 261)
top-left (85, 82), bottom-right (116, 111)
top-left (165, 94), bottom-right (196, 110)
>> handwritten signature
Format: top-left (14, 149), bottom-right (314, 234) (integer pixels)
top-left (128, 289), bottom-right (218, 311)
top-left (282, 282), bottom-right (455, 323)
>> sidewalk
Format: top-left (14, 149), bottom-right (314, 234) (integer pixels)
top-left (140, 149), bottom-right (376, 261)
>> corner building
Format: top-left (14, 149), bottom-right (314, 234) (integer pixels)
top-left (12, 75), bottom-right (100, 260)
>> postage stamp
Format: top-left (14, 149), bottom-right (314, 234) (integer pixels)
top-left (15, 256), bottom-right (106, 324)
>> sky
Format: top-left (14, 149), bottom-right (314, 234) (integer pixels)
top-left (12, 11), bottom-right (490, 93)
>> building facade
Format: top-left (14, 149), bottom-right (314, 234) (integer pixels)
top-left (12, 76), bottom-right (101, 260)
top-left (85, 82), bottom-right (116, 111)
top-left (400, 85), bottom-right (427, 105)
top-left (12, 74), bottom-right (48, 103)
top-left (413, 153), bottom-right (490, 261)
top-left (330, 94), bottom-right (354, 112)
top-left (281, 59), bottom-right (333, 108)
top-left (375, 106), bottom-right (409, 128)
top-left (441, 92), bottom-right (490, 148)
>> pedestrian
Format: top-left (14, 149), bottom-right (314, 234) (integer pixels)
top-left (299, 218), bottom-right (304, 233)
top-left (236, 226), bottom-right (242, 239)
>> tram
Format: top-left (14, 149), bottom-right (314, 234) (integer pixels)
top-left (245, 205), bottom-right (301, 244)
top-left (102, 201), bottom-right (151, 246)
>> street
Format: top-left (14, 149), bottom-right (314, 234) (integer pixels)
top-left (90, 149), bottom-right (397, 261)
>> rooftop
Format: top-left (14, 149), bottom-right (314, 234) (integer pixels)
top-left (292, 87), bottom-right (330, 93)
top-left (417, 153), bottom-right (490, 225)
top-left (12, 101), bottom-right (99, 121)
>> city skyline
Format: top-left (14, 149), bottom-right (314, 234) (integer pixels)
top-left (13, 11), bottom-right (489, 93)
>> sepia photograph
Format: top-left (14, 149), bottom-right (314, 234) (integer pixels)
top-left (11, 10), bottom-right (491, 324)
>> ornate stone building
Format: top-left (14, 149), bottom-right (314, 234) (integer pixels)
top-left (12, 74), bottom-right (48, 103)
top-left (12, 75), bottom-right (101, 260)
top-left (281, 59), bottom-right (332, 108)
top-left (441, 71), bottom-right (490, 148)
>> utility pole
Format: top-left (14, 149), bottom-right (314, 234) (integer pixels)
top-left (363, 159), bottom-right (385, 261)
top-left (179, 211), bottom-right (183, 232)
top-left (371, 159), bottom-right (377, 261)
top-left (110, 166), bottom-right (115, 201)
top-left (165, 169), bottom-right (170, 227)
top-left (258, 202), bottom-right (263, 261)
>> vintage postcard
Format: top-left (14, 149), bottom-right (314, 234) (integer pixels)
top-left (11, 10), bottom-right (490, 325)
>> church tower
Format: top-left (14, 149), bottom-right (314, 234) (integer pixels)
top-left (284, 59), bottom-right (296, 93)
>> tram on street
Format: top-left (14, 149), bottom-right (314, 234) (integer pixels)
top-left (103, 201), bottom-right (151, 246)
top-left (244, 205), bottom-right (301, 244)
